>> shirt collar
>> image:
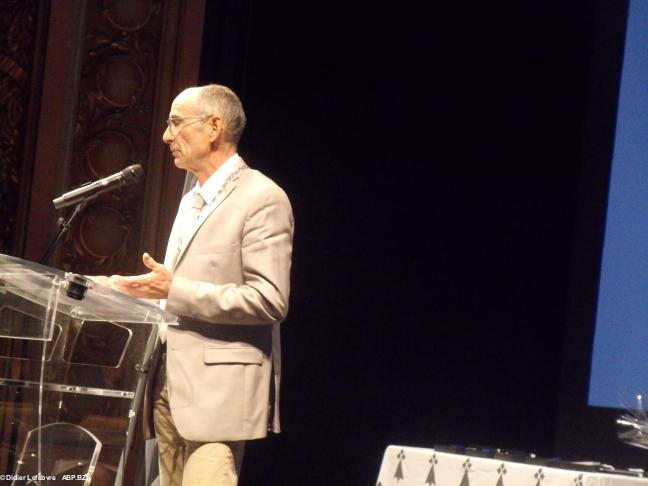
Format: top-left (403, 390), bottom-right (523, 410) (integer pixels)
top-left (194, 153), bottom-right (241, 206)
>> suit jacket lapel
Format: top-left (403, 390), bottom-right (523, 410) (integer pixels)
top-left (172, 161), bottom-right (248, 271)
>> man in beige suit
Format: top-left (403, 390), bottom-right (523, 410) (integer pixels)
top-left (112, 84), bottom-right (293, 486)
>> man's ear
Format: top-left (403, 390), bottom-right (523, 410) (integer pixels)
top-left (209, 115), bottom-right (224, 142)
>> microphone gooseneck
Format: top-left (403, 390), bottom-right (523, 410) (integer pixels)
top-left (52, 164), bottom-right (145, 209)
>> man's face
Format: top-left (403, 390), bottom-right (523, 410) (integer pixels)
top-left (162, 90), bottom-right (212, 173)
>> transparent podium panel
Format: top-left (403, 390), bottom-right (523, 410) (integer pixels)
top-left (13, 423), bottom-right (100, 486)
top-left (0, 254), bottom-right (177, 486)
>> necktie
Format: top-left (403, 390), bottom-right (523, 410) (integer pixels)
top-left (162, 191), bottom-right (206, 342)
top-left (191, 191), bottom-right (206, 219)
top-left (178, 192), bottom-right (206, 254)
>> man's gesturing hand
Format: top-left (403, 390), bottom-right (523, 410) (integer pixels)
top-left (111, 253), bottom-right (173, 299)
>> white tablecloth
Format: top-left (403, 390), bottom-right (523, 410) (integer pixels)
top-left (376, 446), bottom-right (648, 486)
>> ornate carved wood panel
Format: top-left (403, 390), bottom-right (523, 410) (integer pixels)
top-left (0, 0), bottom-right (48, 256)
top-left (18, 0), bottom-right (205, 275)
top-left (58, 0), bottom-right (166, 275)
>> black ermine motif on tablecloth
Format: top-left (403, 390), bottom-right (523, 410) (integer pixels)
top-left (534, 468), bottom-right (545, 486)
top-left (394, 449), bottom-right (405, 482)
top-left (496, 463), bottom-right (507, 486)
top-left (459, 458), bottom-right (472, 486)
top-left (425, 454), bottom-right (438, 485)
top-left (573, 473), bottom-right (584, 486)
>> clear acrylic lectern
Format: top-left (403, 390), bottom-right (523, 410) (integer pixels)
top-left (0, 254), bottom-right (177, 486)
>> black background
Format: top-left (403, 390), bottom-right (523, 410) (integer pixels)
top-left (197, 1), bottom-right (645, 484)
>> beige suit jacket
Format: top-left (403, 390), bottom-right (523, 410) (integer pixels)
top-left (159, 158), bottom-right (293, 442)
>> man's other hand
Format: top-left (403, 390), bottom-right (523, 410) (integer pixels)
top-left (111, 253), bottom-right (173, 299)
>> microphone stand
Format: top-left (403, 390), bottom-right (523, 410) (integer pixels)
top-left (39, 199), bottom-right (88, 265)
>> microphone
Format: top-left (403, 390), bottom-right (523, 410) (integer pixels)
top-left (53, 164), bottom-right (144, 209)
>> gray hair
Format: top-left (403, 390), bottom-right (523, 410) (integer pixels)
top-left (196, 84), bottom-right (246, 146)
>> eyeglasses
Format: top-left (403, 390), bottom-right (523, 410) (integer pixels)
top-left (165, 115), bottom-right (210, 135)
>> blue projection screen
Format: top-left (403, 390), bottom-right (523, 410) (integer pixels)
top-left (588, 0), bottom-right (648, 409)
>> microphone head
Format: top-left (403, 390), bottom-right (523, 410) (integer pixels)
top-left (121, 164), bottom-right (144, 184)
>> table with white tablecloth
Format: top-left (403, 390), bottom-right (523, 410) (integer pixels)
top-left (376, 445), bottom-right (648, 486)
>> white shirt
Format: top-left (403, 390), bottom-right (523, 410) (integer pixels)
top-left (176, 153), bottom-right (243, 255)
top-left (159, 153), bottom-right (243, 340)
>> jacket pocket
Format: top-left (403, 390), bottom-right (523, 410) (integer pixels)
top-left (203, 346), bottom-right (263, 365)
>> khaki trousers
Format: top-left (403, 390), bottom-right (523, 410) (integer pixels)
top-left (153, 356), bottom-right (245, 486)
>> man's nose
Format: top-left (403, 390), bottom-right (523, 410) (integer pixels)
top-left (162, 125), bottom-right (173, 143)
